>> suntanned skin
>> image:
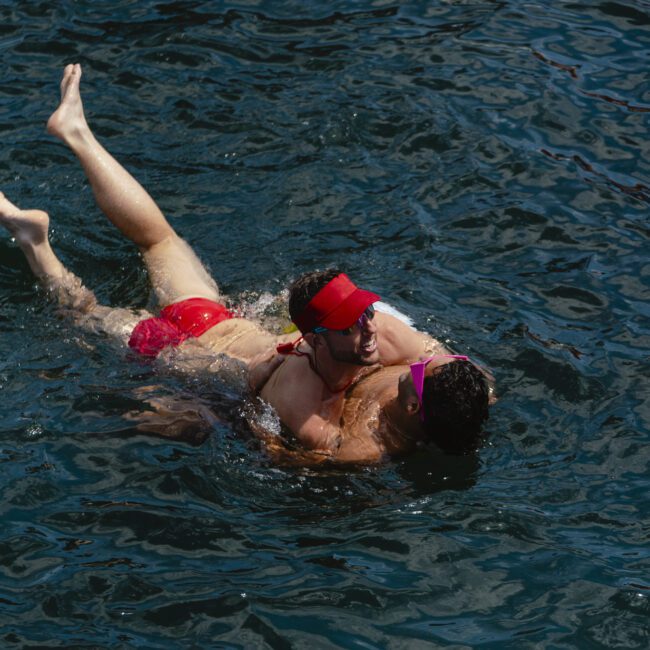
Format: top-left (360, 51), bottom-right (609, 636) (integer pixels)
top-left (255, 311), bottom-right (449, 451)
top-left (0, 64), bottom-right (462, 464)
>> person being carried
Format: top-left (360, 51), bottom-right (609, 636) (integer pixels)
top-left (0, 63), bottom-right (491, 463)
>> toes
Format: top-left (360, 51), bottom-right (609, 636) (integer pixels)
top-left (0, 192), bottom-right (18, 212)
top-left (61, 64), bottom-right (76, 87)
top-left (60, 63), bottom-right (81, 95)
top-left (60, 67), bottom-right (72, 93)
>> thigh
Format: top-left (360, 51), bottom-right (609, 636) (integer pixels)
top-left (142, 235), bottom-right (220, 307)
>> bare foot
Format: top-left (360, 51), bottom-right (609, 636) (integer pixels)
top-left (46, 63), bottom-right (89, 143)
top-left (0, 192), bottom-right (49, 249)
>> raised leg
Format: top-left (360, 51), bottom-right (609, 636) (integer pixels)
top-left (46, 63), bottom-right (219, 307)
top-left (0, 191), bottom-right (149, 342)
top-left (0, 192), bottom-right (92, 308)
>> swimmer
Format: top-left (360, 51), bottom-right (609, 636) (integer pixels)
top-left (0, 64), bottom-right (492, 463)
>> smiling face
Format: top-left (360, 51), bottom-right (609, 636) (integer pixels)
top-left (317, 312), bottom-right (380, 366)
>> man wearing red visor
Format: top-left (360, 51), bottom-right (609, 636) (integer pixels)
top-left (250, 269), bottom-right (454, 452)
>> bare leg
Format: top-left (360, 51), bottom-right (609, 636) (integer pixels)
top-left (0, 192), bottom-right (92, 307)
top-left (0, 192), bottom-right (147, 341)
top-left (46, 63), bottom-right (219, 307)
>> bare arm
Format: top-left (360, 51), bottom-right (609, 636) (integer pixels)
top-left (272, 400), bottom-right (343, 452)
top-left (259, 357), bottom-right (345, 452)
top-left (376, 311), bottom-right (450, 365)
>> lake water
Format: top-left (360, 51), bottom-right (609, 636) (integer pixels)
top-left (1, 1), bottom-right (648, 647)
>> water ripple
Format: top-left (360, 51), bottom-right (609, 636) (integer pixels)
top-left (0, 0), bottom-right (648, 646)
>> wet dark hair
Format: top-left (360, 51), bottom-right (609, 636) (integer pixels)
top-left (288, 268), bottom-right (341, 323)
top-left (421, 360), bottom-right (489, 454)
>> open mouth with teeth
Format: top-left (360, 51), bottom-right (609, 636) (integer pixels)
top-left (361, 338), bottom-right (377, 354)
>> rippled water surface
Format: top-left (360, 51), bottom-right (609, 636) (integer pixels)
top-left (1, 1), bottom-right (649, 647)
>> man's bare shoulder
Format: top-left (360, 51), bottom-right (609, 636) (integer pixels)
top-left (375, 311), bottom-right (446, 364)
top-left (259, 354), bottom-right (348, 451)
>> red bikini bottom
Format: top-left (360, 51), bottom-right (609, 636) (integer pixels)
top-left (128, 297), bottom-right (234, 357)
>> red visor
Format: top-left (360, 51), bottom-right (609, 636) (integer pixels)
top-left (293, 273), bottom-right (380, 333)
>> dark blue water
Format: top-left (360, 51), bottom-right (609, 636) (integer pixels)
top-left (1, 1), bottom-right (648, 647)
